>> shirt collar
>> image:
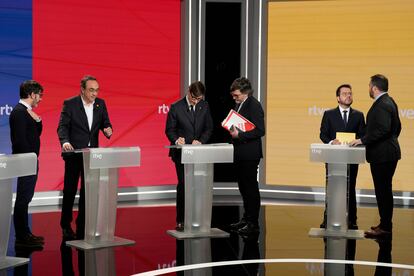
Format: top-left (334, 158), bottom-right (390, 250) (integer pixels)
top-left (19, 99), bottom-right (32, 110)
top-left (81, 95), bottom-right (95, 106)
top-left (375, 91), bottom-right (387, 101)
top-left (338, 105), bottom-right (350, 114)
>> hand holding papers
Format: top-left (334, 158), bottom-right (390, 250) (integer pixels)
top-left (222, 110), bottom-right (256, 132)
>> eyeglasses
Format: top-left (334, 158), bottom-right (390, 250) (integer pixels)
top-left (87, 88), bottom-right (99, 93)
top-left (189, 93), bottom-right (203, 101)
top-left (340, 92), bottom-right (352, 96)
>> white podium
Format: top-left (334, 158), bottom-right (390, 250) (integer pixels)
top-left (308, 144), bottom-right (365, 239)
top-left (167, 144), bottom-right (233, 239)
top-left (0, 153), bottom-right (37, 270)
top-left (66, 147), bottom-right (140, 250)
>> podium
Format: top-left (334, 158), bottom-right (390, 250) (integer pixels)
top-left (167, 144), bottom-right (233, 239)
top-left (308, 144), bottom-right (365, 239)
top-left (0, 153), bottom-right (37, 270)
top-left (66, 147), bottom-right (140, 250)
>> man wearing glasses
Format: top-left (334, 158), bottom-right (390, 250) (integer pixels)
top-left (57, 75), bottom-right (112, 240)
top-left (9, 80), bottom-right (45, 248)
top-left (165, 81), bottom-right (213, 231)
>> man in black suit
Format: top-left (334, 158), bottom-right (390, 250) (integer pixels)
top-left (350, 74), bottom-right (401, 239)
top-left (228, 77), bottom-right (265, 236)
top-left (319, 84), bottom-right (365, 229)
top-left (57, 75), bottom-right (113, 240)
top-left (165, 81), bottom-right (213, 231)
top-left (9, 80), bottom-right (45, 248)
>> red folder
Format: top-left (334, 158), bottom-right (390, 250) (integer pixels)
top-left (221, 110), bottom-right (256, 132)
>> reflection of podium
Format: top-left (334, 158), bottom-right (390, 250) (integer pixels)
top-left (324, 238), bottom-right (355, 276)
top-left (177, 239), bottom-right (212, 276)
top-left (66, 147), bottom-right (140, 250)
top-left (167, 144), bottom-right (233, 239)
top-left (83, 248), bottom-right (116, 276)
top-left (308, 144), bottom-right (365, 238)
top-left (0, 153), bottom-right (37, 270)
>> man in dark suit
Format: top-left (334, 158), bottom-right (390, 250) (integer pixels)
top-left (350, 74), bottom-right (401, 239)
top-left (9, 80), bottom-right (45, 248)
top-left (319, 84), bottom-right (366, 229)
top-left (57, 75), bottom-right (113, 240)
top-left (165, 81), bottom-right (213, 231)
top-left (228, 77), bottom-right (265, 236)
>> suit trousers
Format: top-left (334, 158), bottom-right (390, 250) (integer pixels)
top-left (14, 163), bottom-right (38, 238)
top-left (60, 153), bottom-right (86, 238)
top-left (235, 159), bottom-right (261, 225)
top-left (370, 161), bottom-right (398, 231)
top-left (174, 161), bottom-right (185, 223)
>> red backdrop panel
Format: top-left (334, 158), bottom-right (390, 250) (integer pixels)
top-left (33, 0), bottom-right (180, 190)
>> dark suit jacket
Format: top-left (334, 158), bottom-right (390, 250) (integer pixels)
top-left (165, 97), bottom-right (213, 161)
top-left (57, 95), bottom-right (112, 152)
top-left (9, 103), bottom-right (42, 156)
top-left (361, 93), bottom-right (401, 163)
top-left (232, 96), bottom-right (265, 161)
top-left (320, 107), bottom-right (366, 143)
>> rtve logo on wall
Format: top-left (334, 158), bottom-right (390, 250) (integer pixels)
top-left (0, 104), bottom-right (13, 116)
top-left (308, 105), bottom-right (414, 119)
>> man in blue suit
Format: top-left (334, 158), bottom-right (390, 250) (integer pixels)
top-left (9, 80), bottom-right (45, 248)
top-left (319, 84), bottom-right (365, 229)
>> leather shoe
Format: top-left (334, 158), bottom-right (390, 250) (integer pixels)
top-left (348, 223), bottom-right (358, 230)
top-left (364, 227), bottom-right (392, 239)
top-left (229, 219), bottom-right (247, 231)
top-left (28, 233), bottom-right (45, 243)
top-left (237, 223), bottom-right (260, 236)
top-left (62, 227), bottom-right (76, 240)
top-left (319, 221), bottom-right (326, 228)
top-left (15, 234), bottom-right (44, 248)
top-left (175, 222), bottom-right (184, 232)
top-left (371, 224), bottom-right (381, 231)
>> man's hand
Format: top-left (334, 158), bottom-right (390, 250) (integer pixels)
top-left (192, 140), bottom-right (201, 145)
top-left (229, 125), bottom-right (239, 138)
top-left (349, 139), bottom-right (362, 147)
top-left (176, 137), bottom-right (185, 145)
top-left (62, 142), bottom-right (74, 152)
top-left (331, 139), bottom-right (341, 145)
top-left (27, 109), bottom-right (41, 122)
top-left (104, 127), bottom-right (113, 137)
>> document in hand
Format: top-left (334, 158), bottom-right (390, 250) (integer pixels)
top-left (221, 110), bottom-right (256, 132)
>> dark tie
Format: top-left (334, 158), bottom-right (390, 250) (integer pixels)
top-left (234, 103), bottom-right (240, 112)
top-left (343, 110), bottom-right (348, 127)
top-left (190, 105), bottom-right (195, 119)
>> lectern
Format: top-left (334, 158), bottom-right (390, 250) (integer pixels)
top-left (0, 153), bottom-right (37, 270)
top-left (308, 144), bottom-right (365, 239)
top-left (167, 144), bottom-right (233, 239)
top-left (66, 147), bottom-right (140, 250)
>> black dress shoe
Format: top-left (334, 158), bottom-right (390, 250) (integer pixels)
top-left (371, 224), bottom-right (381, 231)
top-left (28, 233), bottom-right (45, 243)
top-left (15, 234), bottom-right (44, 248)
top-left (348, 223), bottom-right (358, 230)
top-left (237, 223), bottom-right (260, 236)
top-left (175, 222), bottom-right (184, 232)
top-left (62, 227), bottom-right (76, 240)
top-left (320, 221), bottom-right (326, 228)
top-left (230, 219), bottom-right (247, 231)
top-left (364, 227), bottom-right (392, 239)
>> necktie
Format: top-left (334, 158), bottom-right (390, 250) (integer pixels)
top-left (190, 105), bottom-right (195, 119)
top-left (234, 103), bottom-right (240, 112)
top-left (343, 110), bottom-right (348, 127)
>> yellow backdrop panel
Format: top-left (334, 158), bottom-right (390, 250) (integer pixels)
top-left (266, 0), bottom-right (414, 191)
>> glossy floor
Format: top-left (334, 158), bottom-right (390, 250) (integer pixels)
top-left (4, 202), bottom-right (414, 275)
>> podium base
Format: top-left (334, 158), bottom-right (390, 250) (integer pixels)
top-left (66, 236), bottom-right (135, 250)
top-left (167, 228), bottom-right (230, 239)
top-left (308, 228), bottom-right (365, 239)
top-left (0, 256), bottom-right (29, 270)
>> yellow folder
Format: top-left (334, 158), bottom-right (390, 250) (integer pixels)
top-left (335, 132), bottom-right (356, 144)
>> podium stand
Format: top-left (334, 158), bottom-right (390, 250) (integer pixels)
top-left (167, 144), bottom-right (233, 239)
top-left (0, 153), bottom-right (37, 270)
top-left (66, 147), bottom-right (140, 250)
top-left (308, 144), bottom-right (365, 239)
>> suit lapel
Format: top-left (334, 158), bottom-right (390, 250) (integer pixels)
top-left (91, 101), bottom-right (100, 131)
